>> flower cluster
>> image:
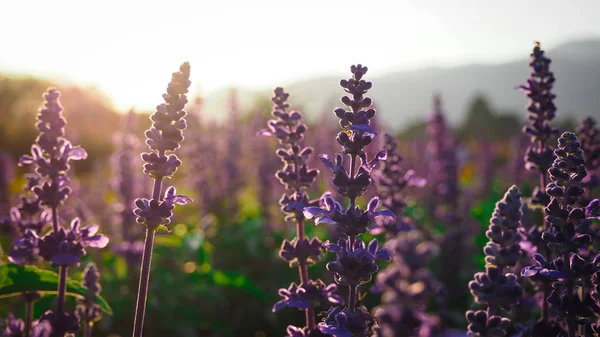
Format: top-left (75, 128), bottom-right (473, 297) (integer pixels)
top-left (7, 176), bottom-right (50, 264)
top-left (9, 88), bottom-right (110, 336)
top-left (467, 186), bottom-right (524, 337)
top-left (373, 231), bottom-right (441, 337)
top-left (260, 87), bottom-right (335, 336)
top-left (304, 64), bottom-right (394, 337)
top-left (521, 132), bottom-right (600, 336)
top-left (111, 110), bottom-right (146, 266)
top-left (426, 94), bottom-right (459, 222)
top-left (76, 263), bottom-right (103, 336)
top-left (132, 62), bottom-right (192, 337)
top-left (577, 116), bottom-right (600, 206)
top-left (371, 133), bottom-right (425, 236)
top-left (517, 42), bottom-right (559, 206)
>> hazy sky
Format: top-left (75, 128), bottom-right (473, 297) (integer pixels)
top-left (1, 0), bottom-right (599, 111)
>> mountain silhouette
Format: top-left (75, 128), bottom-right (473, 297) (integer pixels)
top-left (203, 38), bottom-right (600, 131)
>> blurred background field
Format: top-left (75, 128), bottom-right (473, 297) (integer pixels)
top-left (1, 1), bottom-right (599, 336)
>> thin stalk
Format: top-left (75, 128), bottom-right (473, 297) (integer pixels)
top-left (578, 286), bottom-right (584, 336)
top-left (296, 217), bottom-right (315, 329)
top-left (51, 207), bottom-right (59, 233)
top-left (56, 266), bottom-right (67, 319)
top-left (24, 299), bottom-right (33, 337)
top-left (347, 154), bottom-right (358, 310)
top-left (349, 155), bottom-right (357, 207)
top-left (132, 173), bottom-right (163, 337)
top-left (538, 139), bottom-right (552, 323)
top-left (348, 284), bottom-right (357, 310)
top-left (84, 321), bottom-right (92, 337)
top-left (292, 151), bottom-right (315, 329)
top-left (132, 228), bottom-right (156, 337)
top-left (563, 253), bottom-right (577, 337)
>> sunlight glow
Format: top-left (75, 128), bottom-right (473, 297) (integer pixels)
top-left (1, 0), bottom-right (598, 112)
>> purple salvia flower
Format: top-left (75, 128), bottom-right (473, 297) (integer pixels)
top-left (132, 62), bottom-right (192, 337)
top-left (424, 94), bottom-right (470, 329)
top-left (4, 175), bottom-right (47, 337)
top-left (38, 218), bottom-right (108, 267)
top-left (75, 263), bottom-right (103, 337)
top-left (515, 42), bottom-right (560, 327)
top-left (8, 229), bottom-right (41, 265)
top-left (16, 88), bottom-right (108, 336)
top-left (37, 310), bottom-right (79, 337)
top-left (370, 134), bottom-right (438, 337)
top-left (507, 135), bottom-right (532, 187)
top-left (577, 116), bottom-right (600, 207)
top-left (250, 114), bottom-right (280, 229)
top-left (259, 87), bottom-right (330, 334)
top-left (467, 186), bottom-right (524, 337)
top-left (371, 133), bottom-right (424, 236)
top-left (526, 132), bottom-right (600, 336)
top-left (223, 88), bottom-right (243, 218)
top-left (31, 320), bottom-right (52, 337)
top-left (273, 280), bottom-right (343, 312)
top-left (304, 64), bottom-right (395, 336)
top-left (425, 94), bottom-right (460, 223)
top-left (372, 231), bottom-right (441, 337)
top-left (185, 98), bottom-right (222, 218)
top-left (3, 314), bottom-right (25, 337)
top-left (517, 42), bottom-right (559, 207)
top-left (110, 110), bottom-right (147, 266)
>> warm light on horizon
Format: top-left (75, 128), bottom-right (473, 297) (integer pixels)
top-left (2, 0), bottom-right (599, 112)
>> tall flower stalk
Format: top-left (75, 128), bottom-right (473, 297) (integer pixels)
top-left (522, 132), bottom-right (600, 337)
top-left (517, 42), bottom-right (559, 325)
top-left (466, 186), bottom-right (524, 337)
top-left (577, 117), bottom-right (599, 206)
top-left (7, 172), bottom-right (49, 337)
top-left (76, 263), bottom-right (103, 337)
top-left (426, 94), bottom-right (459, 223)
top-left (518, 41), bottom-right (558, 207)
top-left (304, 64), bottom-right (394, 337)
top-left (17, 88), bottom-right (109, 337)
top-left (132, 63), bottom-right (192, 337)
top-left (370, 133), bottom-right (437, 337)
top-left (259, 87), bottom-right (341, 336)
top-left (371, 133), bottom-right (425, 237)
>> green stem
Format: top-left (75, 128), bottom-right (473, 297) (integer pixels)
top-left (132, 173), bottom-right (163, 337)
top-left (24, 299), bottom-right (33, 337)
top-left (56, 266), bottom-right (67, 319)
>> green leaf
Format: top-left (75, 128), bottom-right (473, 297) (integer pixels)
top-left (0, 264), bottom-right (113, 315)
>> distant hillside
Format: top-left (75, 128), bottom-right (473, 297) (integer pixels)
top-left (203, 39), bottom-right (600, 131)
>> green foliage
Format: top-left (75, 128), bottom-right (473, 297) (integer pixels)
top-left (470, 183), bottom-right (506, 269)
top-left (0, 264), bottom-right (112, 314)
top-left (458, 94), bottom-right (522, 141)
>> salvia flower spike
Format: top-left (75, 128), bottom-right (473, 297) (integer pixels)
top-left (370, 133), bottom-right (438, 337)
top-left (426, 94), bottom-right (460, 223)
top-left (517, 41), bottom-right (559, 207)
top-left (304, 64), bottom-right (394, 337)
top-left (16, 88), bottom-right (108, 336)
top-left (76, 263), bottom-right (103, 337)
top-left (259, 87), bottom-right (339, 335)
top-left (132, 62), bottom-right (192, 337)
top-left (516, 41), bottom-right (559, 326)
top-left (522, 132), bottom-right (600, 337)
top-left (466, 185), bottom-right (524, 337)
top-left (577, 116), bottom-right (600, 206)
top-left (371, 133), bottom-right (425, 236)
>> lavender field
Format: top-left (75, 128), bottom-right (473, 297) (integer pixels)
top-left (1, 4), bottom-right (600, 337)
